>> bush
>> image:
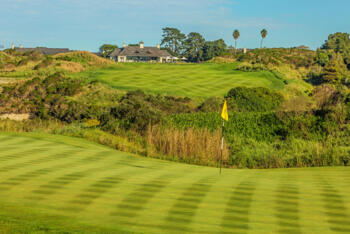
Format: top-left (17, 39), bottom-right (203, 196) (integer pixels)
top-left (226, 87), bottom-right (284, 112)
top-left (197, 97), bottom-right (223, 112)
top-left (0, 73), bottom-right (86, 121)
top-left (236, 62), bottom-right (267, 72)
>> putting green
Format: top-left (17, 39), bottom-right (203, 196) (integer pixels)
top-left (0, 133), bottom-right (349, 233)
top-left (77, 63), bottom-right (285, 98)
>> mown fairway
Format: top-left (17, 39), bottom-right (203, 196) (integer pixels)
top-left (0, 133), bottom-right (350, 233)
top-left (78, 63), bottom-right (285, 98)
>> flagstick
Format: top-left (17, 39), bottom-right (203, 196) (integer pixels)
top-left (220, 120), bottom-right (224, 174)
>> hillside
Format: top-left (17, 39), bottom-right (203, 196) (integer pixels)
top-left (0, 50), bottom-right (114, 84)
top-left (0, 133), bottom-right (349, 233)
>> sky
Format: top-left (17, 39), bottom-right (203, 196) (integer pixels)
top-left (1, 0), bottom-right (349, 51)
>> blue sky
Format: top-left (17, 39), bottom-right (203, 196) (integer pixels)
top-left (1, 0), bottom-right (349, 51)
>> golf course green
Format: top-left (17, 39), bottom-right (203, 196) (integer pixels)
top-left (0, 133), bottom-right (349, 233)
top-left (77, 63), bottom-right (286, 98)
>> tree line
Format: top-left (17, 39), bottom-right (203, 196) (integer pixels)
top-left (99, 27), bottom-right (269, 62)
top-left (161, 27), bottom-right (268, 62)
top-left (160, 27), bottom-right (226, 62)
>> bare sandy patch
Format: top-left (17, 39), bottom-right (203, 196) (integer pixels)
top-left (0, 113), bottom-right (32, 121)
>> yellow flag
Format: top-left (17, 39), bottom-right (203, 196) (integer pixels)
top-left (221, 100), bottom-right (229, 121)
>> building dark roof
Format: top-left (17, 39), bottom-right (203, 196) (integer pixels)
top-left (109, 46), bottom-right (172, 58)
top-left (15, 47), bottom-right (71, 55)
top-left (109, 48), bottom-right (121, 57)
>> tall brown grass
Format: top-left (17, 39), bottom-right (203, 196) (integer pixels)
top-left (147, 125), bottom-right (229, 166)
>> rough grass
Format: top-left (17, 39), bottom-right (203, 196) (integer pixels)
top-left (76, 63), bottom-right (286, 99)
top-left (0, 133), bottom-right (349, 233)
top-left (53, 51), bottom-right (115, 67)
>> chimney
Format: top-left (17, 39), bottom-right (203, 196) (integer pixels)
top-left (11, 44), bottom-right (15, 49)
top-left (123, 43), bottom-right (127, 48)
top-left (139, 41), bottom-right (144, 49)
top-left (243, 48), bottom-right (247, 54)
top-left (156, 44), bottom-right (160, 49)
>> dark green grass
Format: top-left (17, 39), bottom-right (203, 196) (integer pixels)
top-left (0, 132), bottom-right (349, 233)
top-left (76, 63), bottom-right (285, 98)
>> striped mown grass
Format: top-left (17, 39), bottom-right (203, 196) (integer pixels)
top-left (0, 132), bottom-right (349, 233)
top-left (77, 63), bottom-right (285, 98)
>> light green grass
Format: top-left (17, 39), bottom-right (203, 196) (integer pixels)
top-left (0, 133), bottom-right (349, 233)
top-left (77, 63), bottom-right (285, 98)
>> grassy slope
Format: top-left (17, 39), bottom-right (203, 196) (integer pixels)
top-left (0, 133), bottom-right (349, 233)
top-left (0, 51), bottom-right (114, 83)
top-left (76, 63), bottom-right (286, 98)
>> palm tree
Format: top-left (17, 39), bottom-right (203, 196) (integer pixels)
top-left (233, 29), bottom-right (240, 54)
top-left (260, 29), bottom-right (268, 49)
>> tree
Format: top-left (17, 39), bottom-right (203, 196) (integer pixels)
top-left (161, 27), bottom-right (186, 56)
top-left (184, 32), bottom-right (205, 62)
top-left (315, 49), bottom-right (330, 67)
top-left (203, 39), bottom-right (227, 61)
top-left (322, 32), bottom-right (350, 69)
top-left (99, 44), bottom-right (118, 57)
top-left (260, 29), bottom-right (268, 49)
top-left (322, 32), bottom-right (350, 53)
top-left (233, 29), bottom-right (240, 53)
top-left (323, 53), bottom-right (347, 83)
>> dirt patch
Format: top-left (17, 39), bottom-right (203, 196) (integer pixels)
top-left (0, 78), bottom-right (13, 85)
top-left (0, 113), bottom-right (32, 121)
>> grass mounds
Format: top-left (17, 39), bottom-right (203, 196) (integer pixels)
top-left (53, 51), bottom-right (114, 67)
top-left (0, 133), bottom-right (349, 233)
top-left (0, 52), bottom-right (17, 71)
top-left (57, 61), bottom-right (85, 73)
top-left (77, 63), bottom-right (286, 98)
top-left (0, 51), bottom-right (114, 80)
top-left (32, 51), bottom-right (114, 74)
top-left (0, 52), bottom-right (14, 66)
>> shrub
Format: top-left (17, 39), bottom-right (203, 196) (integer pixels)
top-left (321, 53), bottom-right (348, 83)
top-left (236, 62), bottom-right (267, 72)
top-left (197, 97), bottom-right (223, 112)
top-left (226, 87), bottom-right (284, 112)
top-left (315, 49), bottom-right (330, 66)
